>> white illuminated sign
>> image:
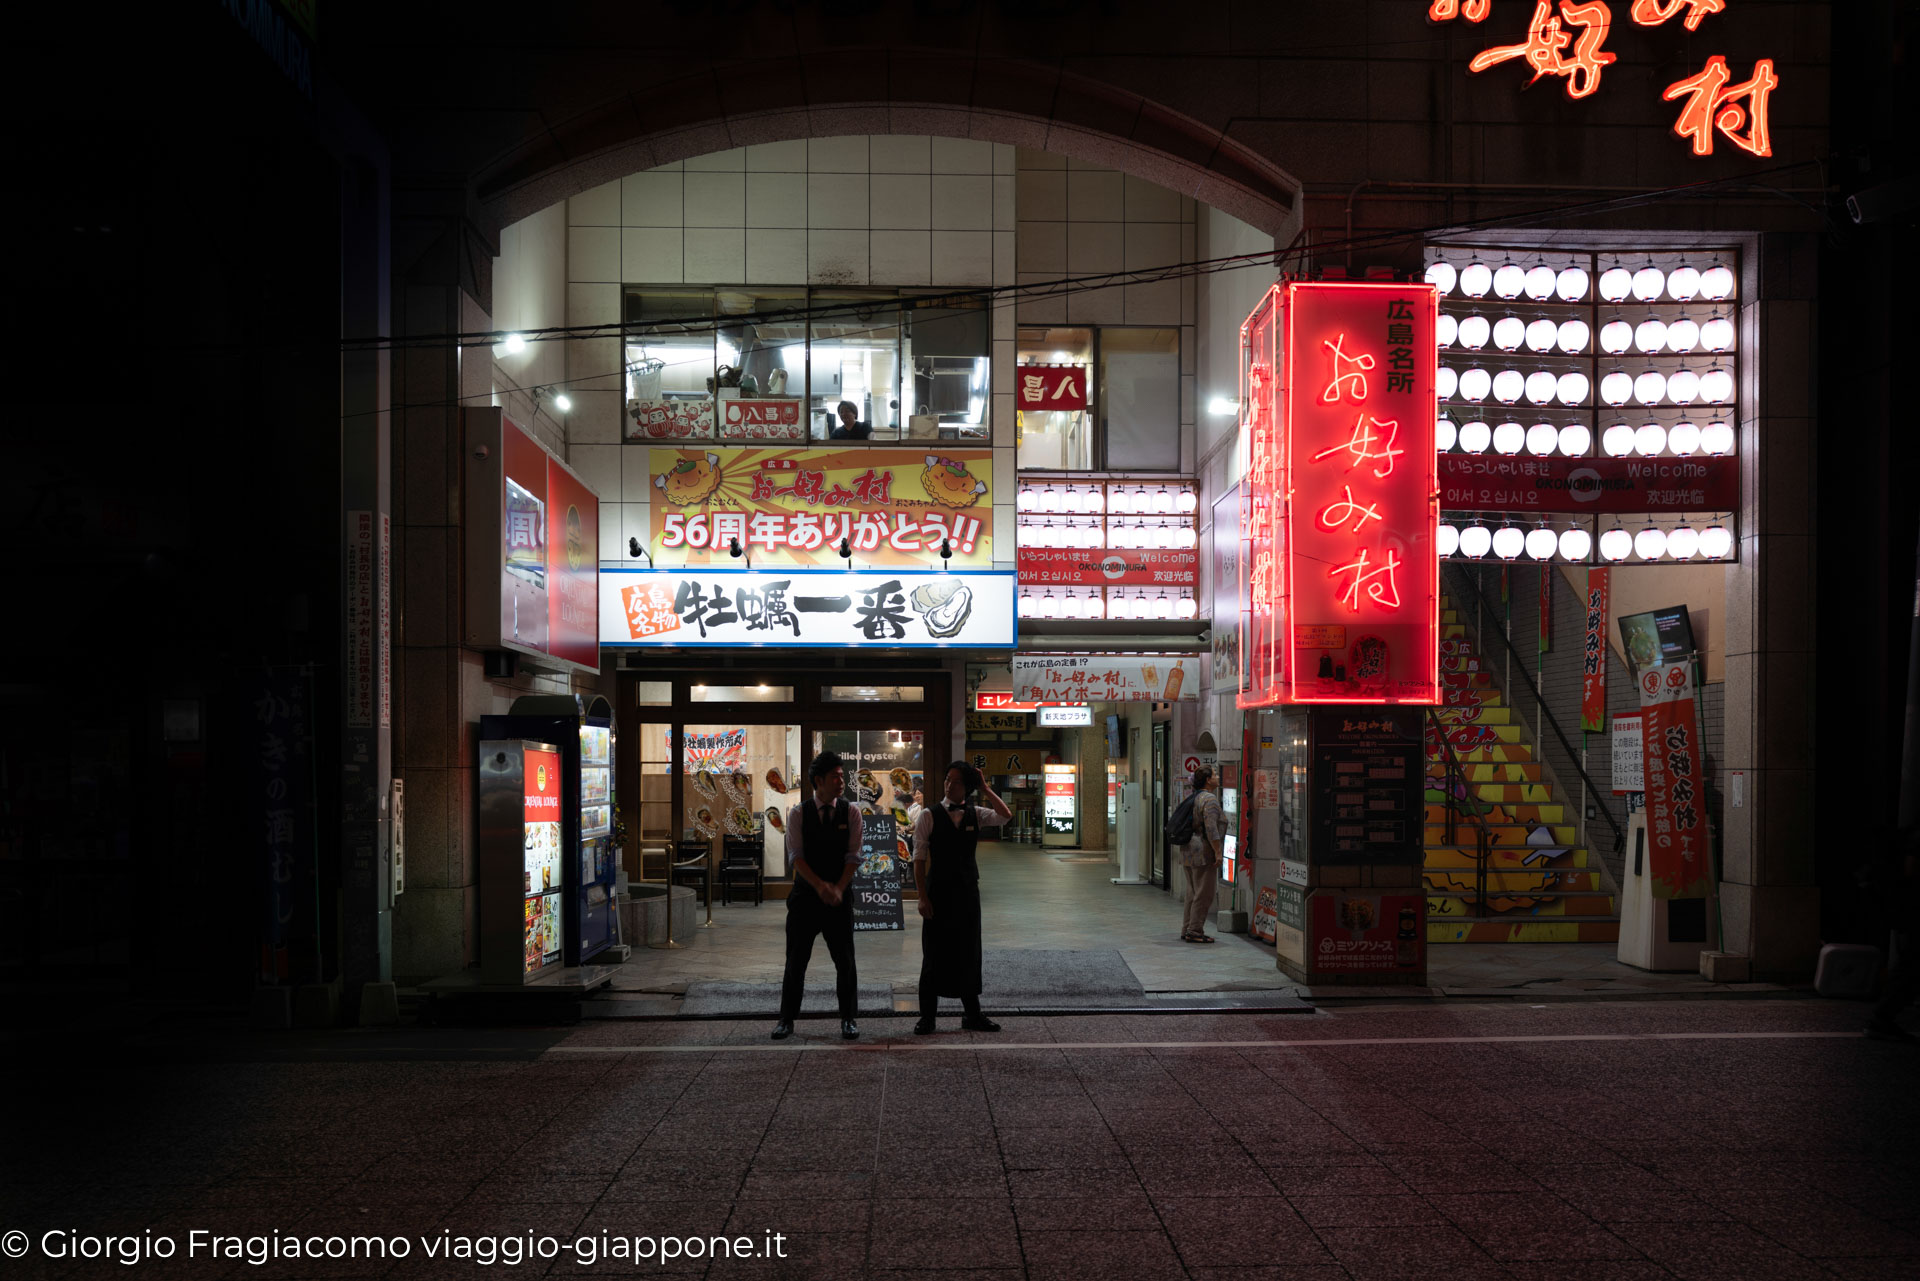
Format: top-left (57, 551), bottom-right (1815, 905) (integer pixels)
top-left (1038, 706), bottom-right (1094, 726)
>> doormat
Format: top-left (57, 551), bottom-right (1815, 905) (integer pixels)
top-left (932, 948), bottom-right (1144, 1009)
top-left (679, 980), bottom-right (896, 1018)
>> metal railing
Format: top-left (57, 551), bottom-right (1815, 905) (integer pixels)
top-left (1443, 563), bottom-right (1626, 857)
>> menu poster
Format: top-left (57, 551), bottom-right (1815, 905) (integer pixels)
top-left (1308, 708), bottom-right (1423, 867)
top-left (1611, 713), bottom-right (1645, 794)
top-left (1274, 885), bottom-right (1306, 966)
top-left (522, 746), bottom-right (564, 972)
top-left (1308, 891), bottom-right (1424, 974)
top-left (1012, 654), bottom-right (1197, 703)
top-left (852, 810), bottom-right (905, 931)
top-left (1251, 886), bottom-right (1279, 945)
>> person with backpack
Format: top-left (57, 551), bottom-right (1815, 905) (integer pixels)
top-left (1173, 767), bottom-right (1225, 943)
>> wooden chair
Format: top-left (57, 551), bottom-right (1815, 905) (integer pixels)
top-left (671, 839), bottom-right (712, 904)
top-left (718, 836), bottom-right (765, 906)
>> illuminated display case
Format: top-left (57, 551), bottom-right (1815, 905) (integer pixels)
top-left (477, 738), bottom-right (566, 984)
top-left (1042, 761), bottom-right (1077, 846)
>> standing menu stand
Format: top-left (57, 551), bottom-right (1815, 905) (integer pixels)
top-left (1272, 708), bottom-right (1428, 986)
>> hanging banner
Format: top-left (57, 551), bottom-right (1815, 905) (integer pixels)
top-left (1012, 654), bottom-right (1198, 703)
top-left (1581, 568), bottom-right (1611, 732)
top-left (1015, 364), bottom-right (1088, 412)
top-left (1016, 548), bottom-right (1198, 587)
top-left (649, 447), bottom-right (992, 568)
top-left (1439, 455), bottom-right (1739, 514)
top-left (1239, 281), bottom-right (1440, 707)
top-left (1638, 662), bottom-right (1711, 900)
top-left (1212, 483), bottom-right (1244, 688)
top-left (1539, 564), bottom-right (1553, 656)
top-left (603, 568), bottom-right (1015, 649)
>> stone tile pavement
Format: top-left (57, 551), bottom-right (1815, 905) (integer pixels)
top-left (3, 999), bottom-right (1913, 1280)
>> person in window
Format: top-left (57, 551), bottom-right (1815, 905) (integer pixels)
top-left (829, 399), bottom-right (872, 440)
top-left (911, 762), bottom-right (1011, 1034)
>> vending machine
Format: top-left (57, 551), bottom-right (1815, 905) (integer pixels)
top-left (481, 694), bottom-right (618, 969)
top-left (477, 737), bottom-right (567, 985)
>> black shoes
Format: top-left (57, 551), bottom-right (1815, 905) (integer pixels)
top-left (960, 1014), bottom-right (1001, 1032)
top-left (841, 1019), bottom-right (860, 1040)
top-left (771, 1019), bottom-right (794, 1040)
top-left (913, 1016), bottom-right (937, 1035)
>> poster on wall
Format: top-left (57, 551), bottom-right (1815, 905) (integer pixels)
top-left (1611, 713), bottom-right (1645, 794)
top-left (647, 447), bottom-right (993, 567)
top-left (603, 569), bottom-right (1016, 649)
top-left (1308, 891), bottom-right (1425, 974)
top-left (1212, 483), bottom-right (1243, 688)
top-left (501, 419), bottom-right (552, 655)
top-left (1015, 364), bottom-right (1089, 412)
top-left (1274, 885), bottom-right (1306, 965)
top-left (1240, 281), bottom-right (1440, 707)
top-left (1581, 568), bottom-right (1610, 732)
top-left (1638, 662), bottom-right (1711, 900)
top-left (1012, 654), bottom-right (1197, 702)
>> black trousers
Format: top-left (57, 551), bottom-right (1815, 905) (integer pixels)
top-left (779, 889), bottom-right (858, 1021)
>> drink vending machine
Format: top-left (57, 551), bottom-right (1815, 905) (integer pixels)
top-left (480, 694), bottom-right (618, 976)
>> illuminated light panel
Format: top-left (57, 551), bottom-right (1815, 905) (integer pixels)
top-left (1239, 280), bottom-right (1439, 708)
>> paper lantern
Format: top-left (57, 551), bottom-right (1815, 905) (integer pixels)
top-left (1667, 526), bottom-right (1700, 561)
top-left (1699, 525), bottom-right (1733, 559)
top-left (1426, 261), bottom-right (1458, 294)
top-left (1699, 264), bottom-right (1734, 300)
top-left (1460, 261), bottom-right (1493, 297)
top-left (1492, 421), bottom-right (1525, 455)
top-left (1458, 367), bottom-right (1491, 402)
top-left (1460, 525), bottom-right (1493, 558)
top-left (1634, 526), bottom-right (1668, 560)
top-left (1437, 524), bottom-right (1460, 556)
top-left (1525, 527), bottom-right (1559, 559)
top-left (1491, 526), bottom-right (1526, 559)
top-left (1600, 320), bottom-right (1633, 354)
top-left (1701, 421), bottom-right (1734, 455)
top-left (1632, 266), bottom-right (1667, 301)
top-left (1599, 527), bottom-right (1633, 561)
top-left (1634, 370), bottom-right (1668, 406)
top-left (1458, 420), bottom-right (1491, 453)
top-left (1493, 262), bottom-right (1526, 299)
top-left (1435, 418), bottom-right (1457, 451)
top-left (1556, 372), bottom-right (1590, 405)
top-left (1458, 314), bottom-right (1490, 350)
top-left (1559, 528), bottom-right (1592, 561)
top-left (1599, 267), bottom-right (1633, 302)
top-left (1667, 264), bottom-right (1701, 301)
top-left (1667, 421), bottom-right (1702, 456)
top-left (1437, 366), bottom-right (1458, 399)
top-left (1525, 318), bottom-right (1559, 352)
top-left (1436, 313), bottom-right (1458, 347)
top-left (1665, 317), bottom-right (1700, 352)
top-left (1492, 369), bottom-right (1525, 404)
top-left (1700, 368), bottom-right (1734, 403)
top-left (1557, 319), bottom-right (1590, 353)
top-left (1634, 423), bottom-right (1667, 457)
top-left (1524, 265), bottom-right (1557, 300)
top-left (1700, 316), bottom-right (1734, 352)
top-left (1602, 423), bottom-right (1635, 456)
top-left (1558, 424), bottom-right (1592, 456)
top-left (1493, 316), bottom-right (1526, 351)
top-left (1525, 371), bottom-right (1558, 404)
top-left (1600, 372), bottom-right (1634, 406)
top-left (1556, 265), bottom-right (1590, 301)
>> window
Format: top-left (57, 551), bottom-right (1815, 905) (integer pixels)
top-left (1016, 326), bottom-right (1180, 471)
top-left (824, 685), bottom-right (925, 702)
top-left (1101, 327), bottom-right (1181, 470)
top-left (810, 291), bottom-right (902, 441)
top-left (1016, 327), bottom-right (1094, 469)
top-left (689, 684), bottom-right (793, 702)
top-left (623, 286), bottom-right (990, 446)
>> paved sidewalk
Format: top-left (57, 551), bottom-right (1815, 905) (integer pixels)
top-left (5, 1000), bottom-right (1912, 1280)
top-left (599, 841), bottom-right (1798, 1016)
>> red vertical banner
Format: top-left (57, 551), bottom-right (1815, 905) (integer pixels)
top-left (1580, 568), bottom-right (1610, 731)
top-left (1240, 296), bottom-right (1282, 706)
top-left (1240, 280), bottom-right (1439, 706)
top-left (1637, 662), bottom-right (1711, 900)
top-left (1539, 564), bottom-right (1553, 656)
top-left (544, 460), bottom-right (601, 670)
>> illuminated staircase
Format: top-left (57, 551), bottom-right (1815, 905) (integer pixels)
top-left (1423, 600), bottom-right (1620, 944)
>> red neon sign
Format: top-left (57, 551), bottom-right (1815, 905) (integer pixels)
top-left (1428, 0), bottom-right (1490, 19)
top-left (1664, 55), bottom-right (1777, 158)
top-left (1239, 282), bottom-right (1440, 708)
top-left (1468, 0), bottom-right (1617, 100)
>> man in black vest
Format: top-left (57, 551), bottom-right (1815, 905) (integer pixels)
top-left (911, 761), bottom-right (1011, 1034)
top-left (773, 750), bottom-right (862, 1040)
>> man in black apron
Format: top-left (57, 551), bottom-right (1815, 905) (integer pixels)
top-left (911, 761), bottom-right (1012, 1034)
top-left (773, 751), bottom-right (862, 1041)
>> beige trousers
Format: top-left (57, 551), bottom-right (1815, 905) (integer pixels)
top-left (1181, 862), bottom-right (1216, 936)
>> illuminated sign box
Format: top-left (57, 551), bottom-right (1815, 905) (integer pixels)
top-left (1038, 706), bottom-right (1094, 727)
top-left (1239, 281), bottom-right (1441, 707)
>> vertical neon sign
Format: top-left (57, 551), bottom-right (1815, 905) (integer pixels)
top-left (1239, 281), bottom-right (1440, 708)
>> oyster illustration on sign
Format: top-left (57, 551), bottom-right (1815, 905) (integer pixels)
top-left (653, 452), bottom-right (724, 506)
top-left (909, 581), bottom-right (974, 638)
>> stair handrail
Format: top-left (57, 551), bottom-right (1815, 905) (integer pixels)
top-left (1425, 705), bottom-right (1496, 923)
top-left (1443, 563), bottom-right (1626, 855)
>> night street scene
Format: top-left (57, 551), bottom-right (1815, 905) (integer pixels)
top-left (7, 2), bottom-right (1919, 1278)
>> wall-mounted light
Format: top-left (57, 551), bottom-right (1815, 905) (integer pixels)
top-left (1207, 396), bottom-right (1240, 416)
top-left (838, 537), bottom-right (852, 560)
top-left (627, 537), bottom-right (652, 566)
top-left (729, 537), bottom-right (744, 559)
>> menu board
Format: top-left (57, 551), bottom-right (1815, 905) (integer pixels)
top-left (1043, 763), bottom-right (1076, 835)
top-left (523, 746), bottom-right (564, 973)
top-left (1251, 886), bottom-right (1279, 945)
top-left (852, 810), bottom-right (905, 932)
top-left (1308, 708), bottom-right (1423, 867)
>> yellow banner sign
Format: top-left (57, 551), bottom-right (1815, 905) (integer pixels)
top-left (649, 447), bottom-right (992, 568)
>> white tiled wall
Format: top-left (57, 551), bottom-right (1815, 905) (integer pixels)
top-left (490, 135), bottom-right (1222, 581)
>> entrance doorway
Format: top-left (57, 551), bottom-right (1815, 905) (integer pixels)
top-left (620, 667), bottom-right (947, 897)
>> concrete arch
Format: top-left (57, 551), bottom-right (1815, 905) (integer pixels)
top-left (469, 52), bottom-right (1300, 237)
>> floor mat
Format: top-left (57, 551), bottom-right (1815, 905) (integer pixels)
top-left (932, 947), bottom-right (1144, 1010)
top-left (679, 980), bottom-right (896, 1017)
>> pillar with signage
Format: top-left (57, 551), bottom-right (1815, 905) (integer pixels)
top-left (1238, 280), bottom-right (1440, 985)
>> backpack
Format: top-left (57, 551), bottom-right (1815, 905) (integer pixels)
top-left (1166, 794), bottom-right (1197, 847)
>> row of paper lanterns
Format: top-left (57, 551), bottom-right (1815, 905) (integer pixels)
top-left (1438, 523), bottom-right (1733, 563)
top-left (1440, 418), bottom-right (1734, 458)
top-left (1439, 314), bottom-right (1734, 354)
top-left (1015, 484), bottom-right (1199, 515)
top-left (1019, 521), bottom-right (1198, 550)
top-left (1438, 366), bottom-right (1734, 407)
top-left (1426, 260), bottom-right (1735, 304)
top-left (1019, 589), bottom-right (1200, 620)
